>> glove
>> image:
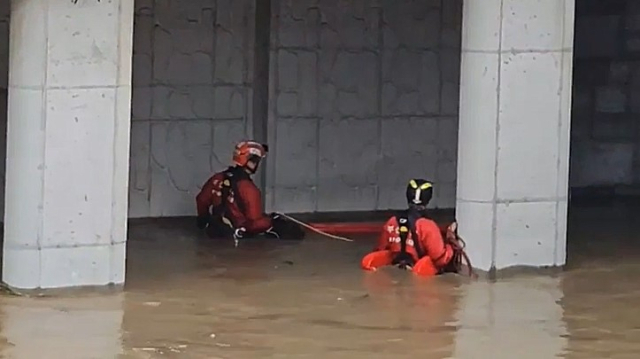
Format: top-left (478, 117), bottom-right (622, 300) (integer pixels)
top-left (196, 215), bottom-right (211, 229)
top-left (268, 213), bottom-right (305, 241)
top-left (233, 227), bottom-right (246, 240)
top-left (391, 252), bottom-right (415, 270)
top-left (445, 221), bottom-right (462, 247)
top-left (264, 227), bottom-right (280, 239)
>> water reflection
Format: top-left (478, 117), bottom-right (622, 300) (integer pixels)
top-left (453, 277), bottom-right (567, 358)
top-left (0, 205), bottom-right (639, 357)
top-left (0, 294), bottom-right (124, 358)
top-left (561, 267), bottom-right (640, 358)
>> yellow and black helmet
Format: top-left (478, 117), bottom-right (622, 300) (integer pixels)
top-left (405, 179), bottom-right (433, 206)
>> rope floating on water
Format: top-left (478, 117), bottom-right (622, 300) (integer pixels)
top-left (278, 213), bottom-right (475, 278)
top-left (276, 213), bottom-right (355, 242)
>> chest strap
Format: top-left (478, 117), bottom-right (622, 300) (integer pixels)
top-left (214, 167), bottom-right (249, 218)
top-left (396, 210), bottom-right (425, 259)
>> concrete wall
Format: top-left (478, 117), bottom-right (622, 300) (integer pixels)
top-left (129, 0), bottom-right (256, 217)
top-left (571, 0), bottom-right (640, 188)
top-left (128, 0), bottom-right (462, 217)
top-left (0, 0), bottom-right (461, 220)
top-left (0, 0), bottom-right (636, 218)
top-left (2, 0), bottom-right (635, 218)
top-left (265, 0), bottom-right (462, 212)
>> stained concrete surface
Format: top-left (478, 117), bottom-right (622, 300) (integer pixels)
top-left (127, 0), bottom-right (464, 217)
top-left (2, 0), bottom-right (640, 220)
top-left (0, 203), bottom-right (635, 357)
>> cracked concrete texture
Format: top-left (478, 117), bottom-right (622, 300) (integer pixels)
top-left (130, 0), bottom-right (253, 217)
top-left (130, 0), bottom-right (463, 216)
top-left (267, 0), bottom-right (462, 212)
top-left (0, 0), bottom-right (637, 220)
top-left (0, 0), bottom-right (462, 218)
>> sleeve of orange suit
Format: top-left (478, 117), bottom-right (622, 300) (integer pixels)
top-left (235, 180), bottom-right (272, 234)
top-left (375, 217), bottom-right (395, 251)
top-left (417, 219), bottom-right (454, 268)
top-left (196, 176), bottom-right (215, 217)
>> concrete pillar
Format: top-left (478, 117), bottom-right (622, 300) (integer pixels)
top-left (3, 0), bottom-right (134, 289)
top-left (456, 1), bottom-right (575, 271)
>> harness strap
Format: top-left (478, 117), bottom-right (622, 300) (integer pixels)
top-left (214, 167), bottom-right (249, 224)
top-left (447, 234), bottom-right (477, 278)
top-left (396, 210), bottom-right (426, 259)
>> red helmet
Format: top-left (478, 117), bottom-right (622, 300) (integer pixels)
top-left (233, 141), bottom-right (268, 173)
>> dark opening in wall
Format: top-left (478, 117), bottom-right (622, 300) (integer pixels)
top-left (570, 0), bottom-right (640, 203)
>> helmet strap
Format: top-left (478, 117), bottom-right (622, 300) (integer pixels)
top-left (408, 204), bottom-right (428, 217)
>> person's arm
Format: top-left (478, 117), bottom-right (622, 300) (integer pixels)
top-left (196, 177), bottom-right (215, 217)
top-left (418, 219), bottom-right (454, 268)
top-left (375, 217), bottom-right (395, 251)
top-left (236, 180), bottom-right (272, 234)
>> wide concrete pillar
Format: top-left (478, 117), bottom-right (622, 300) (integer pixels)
top-left (3, 0), bottom-right (134, 289)
top-left (456, 1), bottom-right (575, 271)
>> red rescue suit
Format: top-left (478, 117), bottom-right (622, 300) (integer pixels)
top-left (376, 216), bottom-right (454, 268)
top-left (196, 166), bottom-right (272, 234)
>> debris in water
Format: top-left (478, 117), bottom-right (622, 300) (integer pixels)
top-left (134, 347), bottom-right (158, 352)
top-left (283, 260), bottom-right (294, 265)
top-left (143, 301), bottom-right (161, 307)
top-left (215, 343), bottom-right (231, 348)
top-left (210, 333), bottom-right (216, 339)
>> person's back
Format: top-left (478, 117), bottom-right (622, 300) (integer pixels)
top-left (362, 178), bottom-right (460, 276)
top-left (196, 165), bottom-right (271, 235)
top-left (376, 214), bottom-right (453, 268)
top-left (195, 140), bottom-right (304, 241)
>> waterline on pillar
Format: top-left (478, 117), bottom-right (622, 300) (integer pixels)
top-left (475, 264), bottom-right (566, 281)
top-left (452, 277), bottom-right (567, 358)
top-left (0, 282), bottom-right (124, 298)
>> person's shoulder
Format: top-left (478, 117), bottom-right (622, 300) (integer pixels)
top-left (384, 216), bottom-right (398, 225)
top-left (235, 176), bottom-right (258, 190)
top-left (203, 171), bottom-right (223, 184)
top-left (415, 217), bottom-right (439, 229)
top-left (382, 216), bottom-right (398, 234)
top-left (211, 170), bottom-right (225, 178)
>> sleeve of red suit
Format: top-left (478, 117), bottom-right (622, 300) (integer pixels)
top-left (195, 176), bottom-right (215, 217)
top-left (235, 180), bottom-right (273, 234)
top-left (375, 217), bottom-right (395, 251)
top-left (417, 219), bottom-right (454, 268)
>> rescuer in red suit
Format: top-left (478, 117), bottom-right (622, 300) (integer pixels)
top-left (361, 179), bottom-right (463, 275)
top-left (195, 141), bottom-right (304, 241)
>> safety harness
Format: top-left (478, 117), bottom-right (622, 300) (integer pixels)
top-left (212, 166), bottom-right (249, 228)
top-left (394, 210), bottom-right (474, 276)
top-left (396, 210), bottom-right (426, 259)
top-left (392, 210), bottom-right (426, 269)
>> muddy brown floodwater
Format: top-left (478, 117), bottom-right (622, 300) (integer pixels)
top-left (1, 203), bottom-right (640, 358)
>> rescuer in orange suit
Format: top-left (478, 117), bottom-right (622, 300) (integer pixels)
top-left (361, 179), bottom-right (463, 276)
top-left (195, 140), bottom-right (304, 241)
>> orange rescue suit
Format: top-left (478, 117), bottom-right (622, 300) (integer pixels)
top-left (375, 216), bottom-right (454, 268)
top-left (196, 167), bottom-right (272, 234)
